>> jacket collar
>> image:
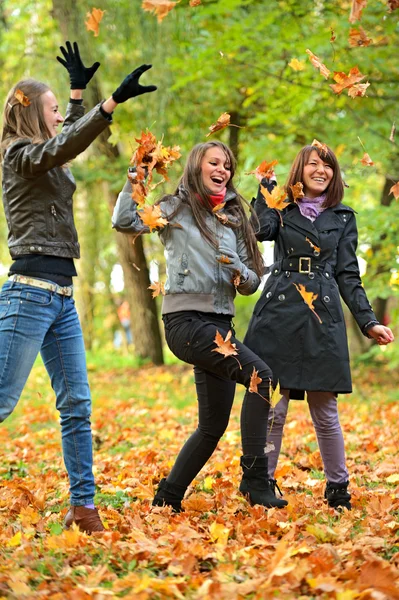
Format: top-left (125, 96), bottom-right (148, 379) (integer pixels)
top-left (283, 201), bottom-right (354, 244)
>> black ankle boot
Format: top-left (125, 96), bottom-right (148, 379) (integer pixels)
top-left (324, 481), bottom-right (351, 511)
top-left (239, 455), bottom-right (288, 508)
top-left (152, 478), bottom-right (185, 513)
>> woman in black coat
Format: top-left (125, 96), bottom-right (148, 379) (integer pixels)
top-left (244, 143), bottom-right (394, 510)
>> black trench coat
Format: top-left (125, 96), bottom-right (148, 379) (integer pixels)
top-left (244, 183), bottom-right (377, 398)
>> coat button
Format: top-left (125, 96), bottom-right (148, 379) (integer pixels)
top-left (285, 271), bottom-right (290, 278)
top-left (325, 272), bottom-right (330, 279)
top-left (273, 269), bottom-right (279, 275)
top-left (313, 250), bottom-right (320, 257)
top-left (308, 272), bottom-right (315, 279)
top-left (183, 269), bottom-right (189, 275)
top-left (323, 295), bottom-right (330, 302)
top-left (38, 246), bottom-right (42, 252)
top-left (278, 294), bottom-right (285, 301)
top-left (29, 246), bottom-right (35, 251)
top-left (266, 292), bottom-right (272, 299)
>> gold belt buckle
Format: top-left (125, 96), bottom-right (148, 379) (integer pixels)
top-left (299, 257), bottom-right (311, 274)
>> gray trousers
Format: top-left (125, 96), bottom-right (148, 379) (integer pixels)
top-left (267, 390), bottom-right (349, 483)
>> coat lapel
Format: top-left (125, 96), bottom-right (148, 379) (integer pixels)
top-left (283, 205), bottom-right (320, 245)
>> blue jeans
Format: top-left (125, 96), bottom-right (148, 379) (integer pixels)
top-left (0, 280), bottom-right (95, 505)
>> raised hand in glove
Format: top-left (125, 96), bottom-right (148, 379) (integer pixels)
top-left (57, 41), bottom-right (100, 89)
top-left (216, 246), bottom-right (249, 283)
top-left (112, 65), bottom-right (157, 103)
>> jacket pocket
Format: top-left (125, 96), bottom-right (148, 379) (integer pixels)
top-left (320, 283), bottom-right (343, 323)
top-left (49, 204), bottom-right (58, 238)
top-left (253, 279), bottom-right (279, 316)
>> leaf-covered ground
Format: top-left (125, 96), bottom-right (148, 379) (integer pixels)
top-left (0, 358), bottom-right (398, 599)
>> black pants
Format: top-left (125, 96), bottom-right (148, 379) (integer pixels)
top-left (162, 311), bottom-right (272, 490)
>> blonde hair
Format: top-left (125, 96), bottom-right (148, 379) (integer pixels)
top-left (1, 79), bottom-right (52, 158)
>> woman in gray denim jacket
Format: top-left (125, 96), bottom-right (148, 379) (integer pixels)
top-left (113, 141), bottom-right (288, 511)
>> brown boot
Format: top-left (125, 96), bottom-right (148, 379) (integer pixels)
top-left (64, 506), bottom-right (105, 534)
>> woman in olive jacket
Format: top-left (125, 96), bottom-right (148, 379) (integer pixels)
top-left (244, 144), bottom-right (394, 510)
top-left (0, 41), bottom-right (156, 533)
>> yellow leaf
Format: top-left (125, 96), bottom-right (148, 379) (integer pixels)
top-left (288, 58), bottom-right (305, 71)
top-left (139, 205), bottom-right (168, 232)
top-left (209, 521), bottom-right (230, 546)
top-left (203, 476), bottom-right (214, 491)
top-left (386, 473), bottom-right (399, 483)
top-left (270, 380), bottom-right (282, 408)
top-left (7, 531), bottom-right (22, 547)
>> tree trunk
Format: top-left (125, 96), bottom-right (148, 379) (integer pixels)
top-left (52, 0), bottom-right (164, 363)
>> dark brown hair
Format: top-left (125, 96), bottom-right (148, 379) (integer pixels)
top-left (286, 144), bottom-right (344, 208)
top-left (159, 141), bottom-right (264, 278)
top-left (1, 79), bottom-right (52, 158)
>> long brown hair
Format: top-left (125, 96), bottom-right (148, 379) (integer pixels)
top-left (1, 79), bottom-right (52, 159)
top-left (286, 144), bottom-right (344, 208)
top-left (159, 141), bottom-right (264, 278)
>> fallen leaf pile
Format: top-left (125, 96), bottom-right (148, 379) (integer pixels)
top-left (0, 361), bottom-right (398, 598)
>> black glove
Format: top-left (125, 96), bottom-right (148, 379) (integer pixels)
top-left (112, 65), bottom-right (157, 103)
top-left (56, 41), bottom-right (100, 89)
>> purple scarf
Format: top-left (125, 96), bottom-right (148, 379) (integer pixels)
top-left (297, 194), bottom-right (326, 222)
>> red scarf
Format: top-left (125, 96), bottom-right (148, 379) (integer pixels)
top-left (196, 188), bottom-right (227, 207)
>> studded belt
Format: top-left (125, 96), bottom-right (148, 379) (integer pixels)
top-left (8, 275), bottom-right (73, 297)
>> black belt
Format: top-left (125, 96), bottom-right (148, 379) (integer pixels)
top-left (269, 257), bottom-right (334, 278)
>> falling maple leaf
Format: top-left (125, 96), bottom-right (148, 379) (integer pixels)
top-left (290, 182), bottom-right (305, 202)
top-left (247, 159), bottom-right (278, 180)
top-left (389, 182), bottom-right (399, 199)
top-left (260, 184), bottom-right (289, 217)
top-left (288, 58), bottom-right (305, 71)
top-left (206, 112), bottom-right (231, 137)
top-left (85, 8), bottom-right (105, 36)
top-left (212, 330), bottom-right (241, 368)
top-left (349, 0), bottom-right (368, 22)
top-left (142, 0), bottom-right (177, 22)
top-left (217, 255), bottom-right (231, 264)
top-left (347, 82), bottom-right (370, 98)
top-left (360, 152), bottom-right (374, 166)
top-left (389, 122), bottom-right (396, 143)
top-left (306, 237), bottom-right (321, 254)
top-left (189, 0), bottom-right (201, 5)
top-left (330, 67), bottom-right (366, 95)
top-left (305, 49), bottom-right (330, 79)
top-left (139, 205), bottom-right (168, 231)
top-left (148, 281), bottom-right (165, 298)
top-left (14, 89), bottom-right (30, 107)
top-left (269, 380), bottom-right (282, 408)
top-left (387, 0), bottom-right (399, 11)
top-left (349, 26), bottom-right (372, 46)
top-left (212, 203), bottom-right (229, 224)
top-left (311, 139), bottom-right (329, 157)
top-left (293, 283), bottom-right (322, 324)
top-left (249, 367), bottom-right (262, 395)
top-left (330, 28), bottom-right (336, 43)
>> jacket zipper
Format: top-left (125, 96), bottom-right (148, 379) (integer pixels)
top-left (50, 204), bottom-right (58, 237)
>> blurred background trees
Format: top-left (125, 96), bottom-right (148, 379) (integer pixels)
top-left (0, 0), bottom-right (398, 366)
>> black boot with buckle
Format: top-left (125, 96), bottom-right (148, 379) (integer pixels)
top-left (239, 455), bottom-right (288, 508)
top-left (152, 478), bottom-right (185, 513)
top-left (324, 481), bottom-right (351, 511)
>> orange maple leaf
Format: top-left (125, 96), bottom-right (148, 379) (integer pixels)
top-left (360, 152), bottom-right (374, 166)
top-left (349, 0), bottom-right (368, 23)
top-left (260, 184), bottom-right (289, 221)
top-left (206, 112), bottom-right (231, 137)
top-left (231, 270), bottom-right (241, 288)
top-left (139, 205), bottom-right (168, 232)
top-left (347, 82), bottom-right (370, 98)
top-left (249, 367), bottom-right (262, 395)
top-left (142, 0), bottom-right (177, 23)
top-left (387, 0), bottom-right (399, 11)
top-left (389, 181), bottom-right (399, 200)
top-left (293, 283), bottom-right (322, 324)
top-left (330, 67), bottom-right (366, 95)
top-left (305, 237), bottom-right (321, 254)
top-left (305, 49), bottom-right (330, 79)
top-left (349, 26), bottom-right (372, 46)
top-left (85, 8), bottom-right (105, 37)
top-left (148, 281), bottom-right (165, 298)
top-left (290, 182), bottom-right (305, 202)
top-left (311, 139), bottom-right (329, 156)
top-left (190, 0), bottom-right (201, 5)
top-left (14, 89), bottom-right (30, 107)
top-left (212, 330), bottom-right (241, 368)
top-left (247, 159), bottom-right (278, 180)
top-left (217, 255), bottom-right (231, 264)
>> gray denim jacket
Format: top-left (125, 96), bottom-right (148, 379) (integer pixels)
top-left (112, 180), bottom-right (260, 315)
top-left (2, 102), bottom-right (111, 259)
